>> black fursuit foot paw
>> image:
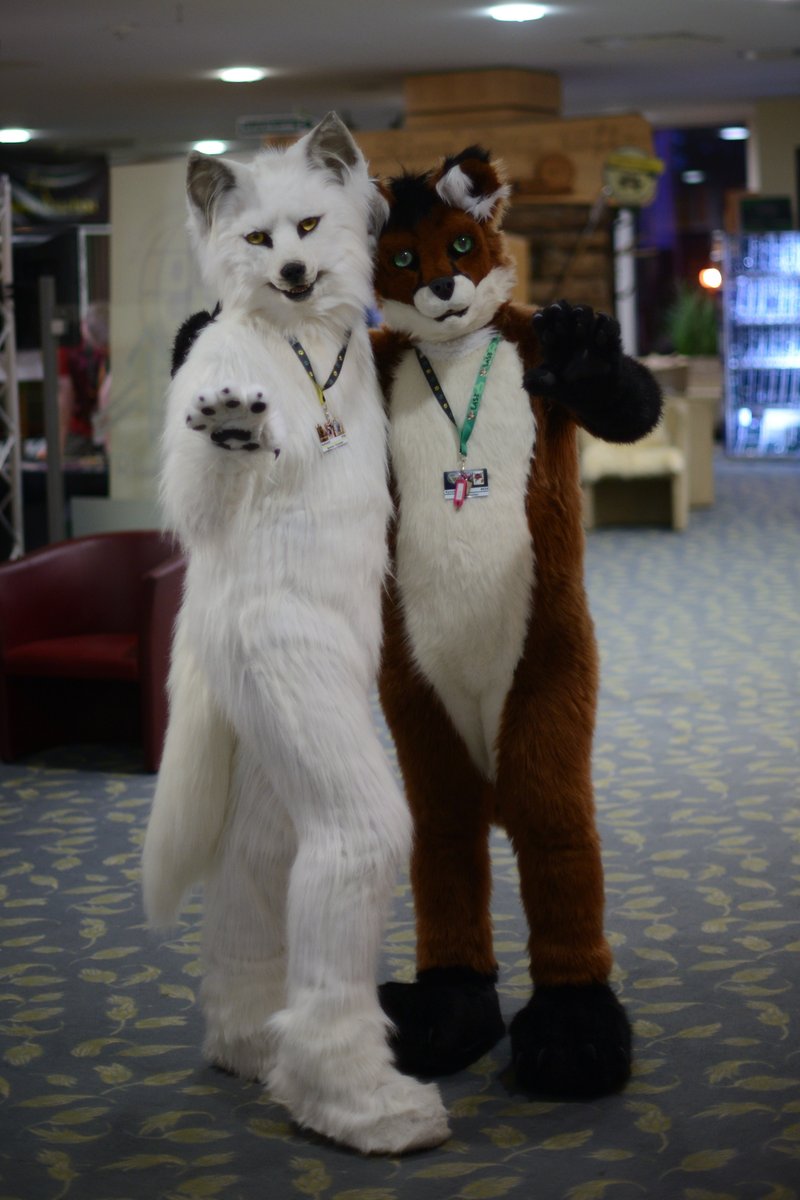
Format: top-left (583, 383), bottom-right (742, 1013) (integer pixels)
top-left (509, 983), bottom-right (632, 1099)
top-left (379, 967), bottom-right (505, 1078)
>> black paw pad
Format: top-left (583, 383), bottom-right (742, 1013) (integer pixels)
top-left (210, 427), bottom-right (252, 447)
top-left (510, 983), bottom-right (632, 1099)
top-left (379, 967), bottom-right (505, 1078)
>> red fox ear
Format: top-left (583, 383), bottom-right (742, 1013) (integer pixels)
top-left (433, 147), bottom-right (511, 226)
top-left (370, 181), bottom-right (392, 237)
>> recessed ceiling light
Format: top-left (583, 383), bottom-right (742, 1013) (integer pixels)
top-left (719, 125), bottom-right (749, 140)
top-left (682, 169), bottom-right (706, 184)
top-left (216, 66), bottom-right (269, 83)
top-left (487, 4), bottom-right (548, 21)
top-left (193, 139), bottom-right (228, 154)
top-left (0, 127), bottom-right (32, 144)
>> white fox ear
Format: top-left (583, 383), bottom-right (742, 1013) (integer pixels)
top-left (187, 152), bottom-right (238, 228)
top-left (433, 147), bottom-right (511, 226)
top-left (304, 111), bottom-right (363, 183)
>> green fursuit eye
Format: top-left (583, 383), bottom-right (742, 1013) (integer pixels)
top-left (452, 234), bottom-right (474, 254)
top-left (393, 250), bottom-right (414, 269)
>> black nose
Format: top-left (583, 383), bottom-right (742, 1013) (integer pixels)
top-left (281, 260), bottom-right (307, 285)
top-left (428, 276), bottom-right (455, 301)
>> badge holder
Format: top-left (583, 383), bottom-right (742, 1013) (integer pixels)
top-left (443, 466), bottom-right (490, 507)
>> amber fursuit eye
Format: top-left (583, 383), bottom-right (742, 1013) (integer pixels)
top-left (244, 230), bottom-right (272, 246)
top-left (393, 249), bottom-right (414, 269)
top-left (452, 234), bottom-right (474, 254)
top-left (298, 217), bottom-right (320, 235)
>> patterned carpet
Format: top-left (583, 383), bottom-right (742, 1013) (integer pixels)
top-left (1, 453), bottom-right (799, 1200)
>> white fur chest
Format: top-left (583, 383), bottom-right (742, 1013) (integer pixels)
top-left (165, 316), bottom-right (391, 679)
top-left (388, 335), bottom-right (536, 778)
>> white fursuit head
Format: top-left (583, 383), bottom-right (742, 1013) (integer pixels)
top-left (141, 113), bottom-right (449, 1154)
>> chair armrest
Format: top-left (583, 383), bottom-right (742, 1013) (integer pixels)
top-left (138, 554), bottom-right (186, 772)
top-left (139, 555), bottom-right (186, 670)
top-left (0, 548), bottom-right (74, 655)
top-left (664, 398), bottom-right (691, 463)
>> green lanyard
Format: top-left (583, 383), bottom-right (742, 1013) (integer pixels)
top-left (290, 335), bottom-right (350, 408)
top-left (415, 335), bottom-right (501, 463)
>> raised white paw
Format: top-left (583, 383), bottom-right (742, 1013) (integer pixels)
top-left (186, 385), bottom-right (281, 454)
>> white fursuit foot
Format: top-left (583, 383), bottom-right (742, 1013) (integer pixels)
top-left (204, 1027), bottom-right (275, 1083)
top-left (201, 962), bottom-right (285, 1083)
top-left (266, 995), bottom-right (450, 1155)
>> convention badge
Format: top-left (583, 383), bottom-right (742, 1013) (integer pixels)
top-left (443, 467), bottom-right (489, 507)
top-left (289, 337), bottom-right (351, 454)
top-left (315, 416), bottom-right (348, 453)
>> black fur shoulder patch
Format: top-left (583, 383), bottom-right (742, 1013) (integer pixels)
top-left (171, 303), bottom-right (221, 376)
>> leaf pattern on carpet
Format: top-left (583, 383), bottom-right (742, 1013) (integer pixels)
top-left (1, 455), bottom-right (798, 1199)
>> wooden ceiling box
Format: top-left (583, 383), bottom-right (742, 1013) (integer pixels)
top-left (404, 68), bottom-right (562, 128)
top-left (356, 113), bottom-right (654, 206)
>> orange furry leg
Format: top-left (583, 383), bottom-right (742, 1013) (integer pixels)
top-left (495, 594), bottom-right (630, 1097)
top-left (495, 612), bottom-right (612, 988)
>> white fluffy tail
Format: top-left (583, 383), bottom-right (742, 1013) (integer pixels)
top-left (141, 615), bottom-right (233, 928)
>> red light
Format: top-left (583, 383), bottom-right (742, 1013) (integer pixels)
top-left (699, 267), bottom-right (722, 289)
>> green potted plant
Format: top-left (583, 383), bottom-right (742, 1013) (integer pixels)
top-left (665, 282), bottom-right (719, 355)
top-left (664, 282), bottom-right (722, 393)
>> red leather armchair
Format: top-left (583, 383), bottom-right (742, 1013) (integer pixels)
top-left (0, 531), bottom-right (185, 772)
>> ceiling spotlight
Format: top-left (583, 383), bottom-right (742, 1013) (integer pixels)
top-left (719, 125), bottom-right (749, 140)
top-left (216, 66), bottom-right (269, 83)
top-left (0, 128), bottom-right (32, 144)
top-left (193, 139), bottom-right (227, 154)
top-left (488, 4), bottom-right (548, 21)
top-left (682, 169), bottom-right (706, 184)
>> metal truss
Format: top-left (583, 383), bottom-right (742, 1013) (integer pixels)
top-left (0, 174), bottom-right (23, 559)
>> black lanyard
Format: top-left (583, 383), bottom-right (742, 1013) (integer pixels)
top-left (290, 336), bottom-right (350, 408)
top-left (415, 336), bottom-right (501, 462)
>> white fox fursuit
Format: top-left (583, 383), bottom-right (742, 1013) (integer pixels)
top-left (141, 113), bottom-right (448, 1155)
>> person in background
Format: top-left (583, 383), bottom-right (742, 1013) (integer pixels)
top-left (57, 300), bottom-right (110, 457)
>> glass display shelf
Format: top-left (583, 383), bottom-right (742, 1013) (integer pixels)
top-left (723, 233), bottom-right (800, 458)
